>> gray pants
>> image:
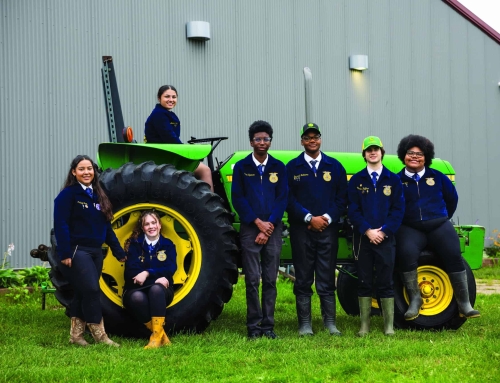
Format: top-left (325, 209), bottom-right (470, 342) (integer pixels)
top-left (240, 222), bottom-right (282, 333)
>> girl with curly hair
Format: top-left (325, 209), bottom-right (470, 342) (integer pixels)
top-left (395, 135), bottom-right (479, 321)
top-left (123, 210), bottom-right (177, 348)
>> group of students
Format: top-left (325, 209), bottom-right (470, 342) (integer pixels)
top-left (232, 121), bottom-right (480, 340)
top-left (53, 84), bottom-right (480, 349)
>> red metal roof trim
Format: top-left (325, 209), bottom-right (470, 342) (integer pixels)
top-left (443, 0), bottom-right (500, 44)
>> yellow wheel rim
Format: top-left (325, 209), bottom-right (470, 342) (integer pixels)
top-left (403, 265), bottom-right (453, 316)
top-left (100, 203), bottom-right (202, 308)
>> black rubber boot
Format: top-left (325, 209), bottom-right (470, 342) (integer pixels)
top-left (320, 296), bottom-right (341, 336)
top-left (296, 296), bottom-right (314, 336)
top-left (448, 271), bottom-right (481, 318)
top-left (380, 298), bottom-right (395, 336)
top-left (402, 270), bottom-right (423, 321)
top-left (357, 297), bottom-right (371, 337)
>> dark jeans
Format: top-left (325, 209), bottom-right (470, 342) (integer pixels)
top-left (289, 223), bottom-right (338, 297)
top-left (59, 246), bottom-right (103, 323)
top-left (240, 222), bottom-right (282, 333)
top-left (354, 233), bottom-right (395, 298)
top-left (123, 284), bottom-right (174, 324)
top-left (396, 218), bottom-right (465, 273)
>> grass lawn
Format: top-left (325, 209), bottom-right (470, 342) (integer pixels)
top-left (1, 277), bottom-right (499, 383)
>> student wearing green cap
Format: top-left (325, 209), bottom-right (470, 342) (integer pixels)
top-left (347, 136), bottom-right (405, 336)
top-left (287, 123), bottom-right (348, 336)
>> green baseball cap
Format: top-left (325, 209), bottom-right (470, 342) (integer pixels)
top-left (301, 123), bottom-right (321, 137)
top-left (362, 136), bottom-right (383, 150)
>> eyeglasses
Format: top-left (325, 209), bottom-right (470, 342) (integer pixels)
top-left (252, 137), bottom-right (272, 143)
top-left (406, 150), bottom-right (424, 158)
top-left (302, 135), bottom-right (321, 142)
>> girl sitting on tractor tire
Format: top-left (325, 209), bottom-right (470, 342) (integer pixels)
top-left (123, 210), bottom-right (177, 348)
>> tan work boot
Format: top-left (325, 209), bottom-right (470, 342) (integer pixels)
top-left (70, 317), bottom-right (89, 346)
top-left (87, 318), bottom-right (120, 347)
top-left (144, 319), bottom-right (170, 345)
top-left (144, 317), bottom-right (171, 349)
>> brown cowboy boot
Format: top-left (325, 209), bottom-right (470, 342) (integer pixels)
top-left (87, 318), bottom-right (120, 347)
top-left (69, 317), bottom-right (89, 346)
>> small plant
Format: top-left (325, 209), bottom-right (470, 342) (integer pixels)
top-left (1, 243), bottom-right (15, 269)
top-left (0, 268), bottom-right (22, 288)
top-left (5, 284), bottom-right (31, 302)
top-left (485, 229), bottom-right (500, 258)
top-left (0, 243), bottom-right (22, 288)
top-left (18, 266), bottom-right (50, 286)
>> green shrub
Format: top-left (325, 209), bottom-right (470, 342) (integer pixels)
top-left (0, 268), bottom-right (22, 288)
top-left (485, 229), bottom-right (500, 258)
top-left (18, 266), bottom-right (50, 286)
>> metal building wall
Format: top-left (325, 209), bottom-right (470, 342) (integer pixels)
top-left (1, 0), bottom-right (499, 268)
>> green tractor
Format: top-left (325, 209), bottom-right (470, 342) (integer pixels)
top-left (32, 58), bottom-right (484, 336)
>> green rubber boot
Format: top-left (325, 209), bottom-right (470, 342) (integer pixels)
top-left (402, 270), bottom-right (423, 320)
top-left (357, 297), bottom-right (371, 337)
top-left (380, 298), bottom-right (395, 336)
top-left (448, 271), bottom-right (480, 318)
top-left (320, 296), bottom-right (342, 336)
top-left (296, 296), bottom-right (314, 336)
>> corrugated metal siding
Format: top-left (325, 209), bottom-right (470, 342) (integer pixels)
top-left (1, 0), bottom-right (500, 268)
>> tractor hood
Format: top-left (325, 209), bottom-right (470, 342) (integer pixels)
top-left (97, 143), bottom-right (212, 172)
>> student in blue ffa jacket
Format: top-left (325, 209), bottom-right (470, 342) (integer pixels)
top-left (287, 123), bottom-right (348, 337)
top-left (54, 155), bottom-right (126, 347)
top-left (348, 136), bottom-right (405, 336)
top-left (231, 120), bottom-right (288, 340)
top-left (144, 85), bottom-right (213, 191)
top-left (123, 210), bottom-right (177, 348)
top-left (396, 135), bottom-right (480, 320)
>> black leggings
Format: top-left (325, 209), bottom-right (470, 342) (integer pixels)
top-left (123, 284), bottom-right (174, 324)
top-left (396, 218), bottom-right (465, 273)
top-left (59, 246), bottom-right (103, 323)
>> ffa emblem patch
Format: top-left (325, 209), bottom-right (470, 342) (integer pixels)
top-left (383, 185), bottom-right (392, 196)
top-left (269, 173), bottom-right (278, 183)
top-left (157, 250), bottom-right (167, 261)
top-left (426, 178), bottom-right (435, 186)
top-left (323, 171), bottom-right (332, 181)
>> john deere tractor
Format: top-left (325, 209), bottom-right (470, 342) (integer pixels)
top-left (32, 58), bottom-right (484, 336)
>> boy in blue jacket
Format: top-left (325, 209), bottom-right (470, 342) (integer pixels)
top-left (287, 123), bottom-right (348, 336)
top-left (347, 136), bottom-right (405, 336)
top-left (231, 120), bottom-right (288, 340)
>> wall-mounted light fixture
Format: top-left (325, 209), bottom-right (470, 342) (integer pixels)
top-left (186, 21), bottom-right (211, 41)
top-left (349, 55), bottom-right (368, 71)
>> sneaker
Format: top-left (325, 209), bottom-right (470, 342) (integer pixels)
top-left (263, 330), bottom-right (278, 339)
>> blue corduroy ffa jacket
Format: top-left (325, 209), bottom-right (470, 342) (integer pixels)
top-left (398, 167), bottom-right (458, 224)
top-left (286, 152), bottom-right (348, 225)
top-left (54, 184), bottom-right (126, 261)
top-left (124, 234), bottom-right (177, 290)
top-left (348, 166), bottom-right (405, 237)
top-left (144, 104), bottom-right (182, 143)
top-left (231, 153), bottom-right (288, 226)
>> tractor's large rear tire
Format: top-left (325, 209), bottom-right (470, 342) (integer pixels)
top-left (393, 253), bottom-right (476, 331)
top-left (49, 161), bottom-right (238, 337)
